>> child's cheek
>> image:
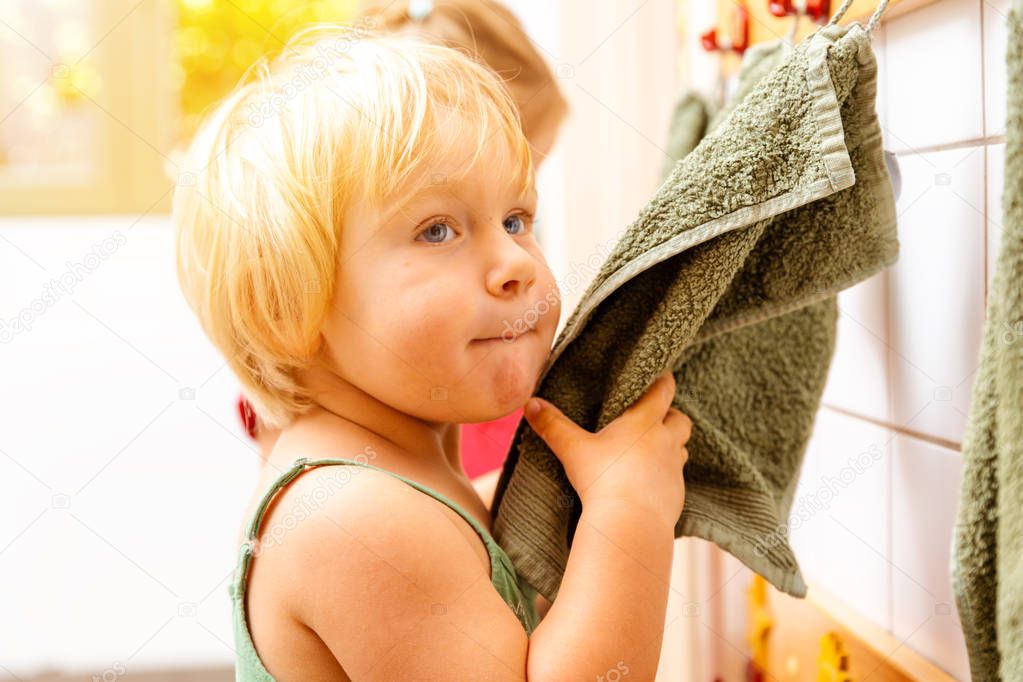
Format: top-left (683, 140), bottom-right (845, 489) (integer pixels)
top-left (386, 276), bottom-right (475, 365)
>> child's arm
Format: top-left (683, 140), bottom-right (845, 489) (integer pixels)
top-left (526, 500), bottom-right (677, 680)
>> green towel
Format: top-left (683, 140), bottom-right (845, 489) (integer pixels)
top-left (490, 10), bottom-right (898, 603)
top-left (952, 2), bottom-right (1023, 679)
top-left (660, 91), bottom-right (720, 181)
top-left (706, 38), bottom-right (794, 137)
top-left (659, 39), bottom-right (793, 182)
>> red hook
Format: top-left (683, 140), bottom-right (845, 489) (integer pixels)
top-left (768, 0), bottom-right (832, 22)
top-left (701, 3), bottom-right (750, 55)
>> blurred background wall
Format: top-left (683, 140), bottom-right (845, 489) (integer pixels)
top-left (0, 1), bottom-right (678, 678)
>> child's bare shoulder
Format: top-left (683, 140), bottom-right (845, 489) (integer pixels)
top-left (277, 458), bottom-right (489, 595)
top-left (259, 459), bottom-right (528, 678)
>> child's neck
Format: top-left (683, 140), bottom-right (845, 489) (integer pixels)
top-left (290, 363), bottom-right (465, 479)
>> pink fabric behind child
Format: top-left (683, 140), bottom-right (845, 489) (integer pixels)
top-left (460, 408), bottom-right (523, 478)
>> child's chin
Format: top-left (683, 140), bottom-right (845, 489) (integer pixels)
top-left (454, 354), bottom-right (545, 418)
top-left (465, 389), bottom-right (533, 422)
top-left (460, 403), bottom-right (526, 425)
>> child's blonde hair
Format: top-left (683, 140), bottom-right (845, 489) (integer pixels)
top-left (173, 24), bottom-right (535, 429)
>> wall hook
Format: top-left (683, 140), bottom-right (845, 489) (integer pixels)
top-left (768, 0), bottom-right (832, 23)
top-left (701, 2), bottom-right (750, 55)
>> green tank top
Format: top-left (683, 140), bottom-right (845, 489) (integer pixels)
top-left (227, 456), bottom-right (541, 680)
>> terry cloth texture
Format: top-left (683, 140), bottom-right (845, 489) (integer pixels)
top-left (707, 39), bottom-right (795, 135)
top-left (660, 40), bottom-right (794, 183)
top-left (660, 91), bottom-right (721, 180)
top-left (490, 19), bottom-right (899, 603)
top-left (952, 1), bottom-right (1023, 680)
top-left (661, 40), bottom-right (794, 187)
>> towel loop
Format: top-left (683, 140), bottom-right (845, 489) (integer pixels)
top-left (826, 0), bottom-right (890, 32)
top-left (784, 9), bottom-right (800, 46)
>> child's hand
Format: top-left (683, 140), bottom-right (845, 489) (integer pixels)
top-left (523, 370), bottom-right (691, 527)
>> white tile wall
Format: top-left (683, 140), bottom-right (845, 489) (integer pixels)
top-left (883, 0), bottom-right (984, 152)
top-left (983, 0), bottom-right (1013, 137)
top-left (987, 143), bottom-right (1007, 288)
top-left (790, 409), bottom-right (893, 628)
top-left (891, 434), bottom-right (969, 680)
top-left (888, 146), bottom-right (986, 445)
top-left (821, 273), bottom-right (891, 424)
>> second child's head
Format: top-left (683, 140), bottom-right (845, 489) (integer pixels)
top-left (174, 26), bottom-right (563, 432)
top-left (356, 0), bottom-right (570, 166)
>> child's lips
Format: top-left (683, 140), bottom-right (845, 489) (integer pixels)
top-left (475, 327), bottom-right (537, 344)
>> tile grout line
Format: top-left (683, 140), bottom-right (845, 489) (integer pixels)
top-left (820, 403), bottom-right (962, 452)
top-left (892, 135), bottom-right (1005, 157)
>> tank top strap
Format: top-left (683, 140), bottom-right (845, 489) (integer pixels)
top-left (241, 456), bottom-right (507, 568)
top-left (229, 456), bottom-right (540, 638)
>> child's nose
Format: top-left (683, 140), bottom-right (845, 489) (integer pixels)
top-left (483, 232), bottom-right (537, 298)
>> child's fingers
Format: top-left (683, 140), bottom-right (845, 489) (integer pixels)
top-left (523, 397), bottom-right (588, 458)
top-left (662, 407), bottom-right (692, 444)
top-left (620, 371), bottom-right (677, 427)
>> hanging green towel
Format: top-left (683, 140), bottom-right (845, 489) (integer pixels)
top-left (660, 91), bottom-right (720, 181)
top-left (490, 15), bottom-right (898, 602)
top-left (953, 2), bottom-right (1023, 679)
top-left (706, 38), bottom-right (794, 137)
top-left (660, 40), bottom-right (793, 183)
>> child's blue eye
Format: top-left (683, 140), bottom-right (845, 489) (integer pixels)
top-left (416, 221), bottom-right (455, 244)
top-left (504, 214), bottom-right (529, 235)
